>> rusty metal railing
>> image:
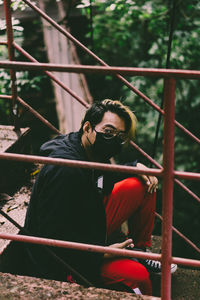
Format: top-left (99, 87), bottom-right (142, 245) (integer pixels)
top-left (0, 1), bottom-right (200, 299)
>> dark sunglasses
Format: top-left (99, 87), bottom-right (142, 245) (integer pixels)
top-left (94, 128), bottom-right (128, 145)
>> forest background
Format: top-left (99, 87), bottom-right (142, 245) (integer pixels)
top-left (0, 0), bottom-right (199, 259)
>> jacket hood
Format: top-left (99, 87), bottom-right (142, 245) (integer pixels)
top-left (40, 131), bottom-right (86, 160)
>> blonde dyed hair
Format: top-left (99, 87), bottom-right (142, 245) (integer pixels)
top-left (102, 99), bottom-right (137, 141)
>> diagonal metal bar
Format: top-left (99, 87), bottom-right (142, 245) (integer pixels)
top-left (13, 42), bottom-right (90, 109)
top-left (0, 209), bottom-right (93, 286)
top-left (20, 0), bottom-right (200, 145)
top-left (1, 93), bottom-right (60, 135)
top-left (130, 141), bottom-right (200, 203)
top-left (174, 178), bottom-right (200, 203)
top-left (17, 96), bottom-right (60, 135)
top-left (130, 141), bottom-right (162, 169)
top-left (155, 212), bottom-right (200, 255)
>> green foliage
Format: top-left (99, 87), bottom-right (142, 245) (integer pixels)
top-left (80, 0), bottom-right (200, 166)
top-left (0, 10), bottom-right (52, 124)
top-left (78, 0), bottom-right (200, 254)
top-left (11, 0), bottom-right (28, 11)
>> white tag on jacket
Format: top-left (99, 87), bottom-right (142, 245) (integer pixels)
top-left (97, 176), bottom-right (103, 189)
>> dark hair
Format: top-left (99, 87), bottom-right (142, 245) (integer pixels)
top-left (80, 99), bottom-right (135, 136)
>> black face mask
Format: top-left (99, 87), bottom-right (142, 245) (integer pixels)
top-left (92, 131), bottom-right (122, 161)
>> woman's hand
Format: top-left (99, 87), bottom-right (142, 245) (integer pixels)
top-left (136, 163), bottom-right (158, 193)
top-left (104, 239), bottom-right (134, 259)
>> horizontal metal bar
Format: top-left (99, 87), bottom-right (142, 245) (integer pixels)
top-left (0, 60), bottom-right (200, 79)
top-left (0, 232), bottom-right (161, 261)
top-left (171, 257), bottom-right (200, 268)
top-left (0, 138), bottom-right (199, 180)
top-left (0, 94), bottom-right (12, 99)
top-left (0, 152), bottom-right (162, 176)
top-left (0, 232), bottom-right (199, 268)
top-left (1, 62), bottom-right (199, 144)
top-left (0, 41), bottom-right (8, 45)
top-left (2, 61), bottom-right (200, 145)
top-left (174, 170), bottom-right (200, 181)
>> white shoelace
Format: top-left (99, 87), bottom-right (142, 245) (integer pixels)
top-left (146, 259), bottom-right (161, 269)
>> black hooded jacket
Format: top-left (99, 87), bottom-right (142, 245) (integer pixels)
top-left (22, 131), bottom-right (137, 284)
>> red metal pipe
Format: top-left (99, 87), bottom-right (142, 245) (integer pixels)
top-left (0, 152), bottom-right (162, 176)
top-left (155, 213), bottom-right (200, 255)
top-left (171, 257), bottom-right (200, 268)
top-left (174, 171), bottom-right (200, 181)
top-left (20, 0), bottom-right (165, 114)
top-left (0, 232), bottom-right (199, 268)
top-left (3, 0), bottom-right (18, 125)
top-left (130, 141), bottom-right (200, 202)
top-left (4, 94), bottom-right (61, 136)
top-left (174, 178), bottom-right (200, 203)
top-left (1, 60), bottom-right (200, 79)
top-left (130, 141), bottom-right (162, 169)
top-left (174, 120), bottom-right (200, 145)
top-left (13, 43), bottom-right (90, 109)
top-left (161, 78), bottom-right (176, 300)
top-left (1, 60), bottom-right (200, 145)
top-left (0, 41), bottom-right (8, 45)
top-left (0, 232), bottom-right (161, 261)
top-left (2, 95), bottom-right (199, 202)
top-left (0, 94), bottom-right (12, 100)
top-left (17, 96), bottom-right (60, 135)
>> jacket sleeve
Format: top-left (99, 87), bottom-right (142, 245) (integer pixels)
top-left (24, 164), bottom-right (105, 283)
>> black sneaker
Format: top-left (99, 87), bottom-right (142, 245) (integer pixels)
top-left (141, 258), bottom-right (177, 275)
top-left (126, 247), bottom-right (177, 275)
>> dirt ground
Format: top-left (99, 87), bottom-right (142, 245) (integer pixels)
top-left (0, 272), bottom-right (159, 300)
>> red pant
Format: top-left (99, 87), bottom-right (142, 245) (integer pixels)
top-left (101, 177), bottom-right (156, 295)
